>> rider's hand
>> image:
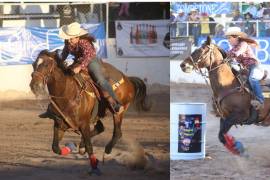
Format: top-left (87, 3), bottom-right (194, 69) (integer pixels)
top-left (72, 66), bottom-right (81, 74)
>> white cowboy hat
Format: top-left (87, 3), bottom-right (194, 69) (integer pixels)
top-left (225, 27), bottom-right (247, 38)
top-left (177, 9), bottom-right (184, 13)
top-left (190, 8), bottom-right (198, 12)
top-left (59, 22), bottom-right (88, 39)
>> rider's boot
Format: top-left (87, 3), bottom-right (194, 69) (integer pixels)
top-left (106, 96), bottom-right (124, 114)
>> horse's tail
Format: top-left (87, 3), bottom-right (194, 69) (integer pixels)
top-left (128, 76), bottom-right (151, 112)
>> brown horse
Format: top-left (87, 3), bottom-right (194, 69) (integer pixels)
top-left (180, 36), bottom-right (270, 156)
top-left (29, 50), bottom-right (150, 174)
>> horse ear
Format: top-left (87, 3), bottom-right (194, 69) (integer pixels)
top-left (205, 36), bottom-right (211, 45)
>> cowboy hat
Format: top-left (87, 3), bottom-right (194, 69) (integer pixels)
top-left (225, 27), bottom-right (247, 38)
top-left (177, 9), bottom-right (184, 14)
top-left (59, 22), bottom-right (88, 39)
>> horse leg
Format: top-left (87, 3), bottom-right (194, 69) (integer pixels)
top-left (218, 117), bottom-right (244, 155)
top-left (105, 113), bottom-right (123, 154)
top-left (79, 120), bottom-right (105, 155)
top-left (80, 123), bottom-right (101, 175)
top-left (52, 121), bottom-right (65, 155)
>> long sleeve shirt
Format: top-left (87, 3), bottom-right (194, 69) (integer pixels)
top-left (61, 39), bottom-right (96, 70)
top-left (227, 41), bottom-right (257, 68)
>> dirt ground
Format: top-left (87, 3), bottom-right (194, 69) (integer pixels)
top-left (0, 91), bottom-right (169, 180)
top-left (171, 83), bottom-right (270, 180)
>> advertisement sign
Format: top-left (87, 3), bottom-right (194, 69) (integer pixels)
top-left (115, 20), bottom-right (170, 57)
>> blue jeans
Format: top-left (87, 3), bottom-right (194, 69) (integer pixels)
top-left (88, 58), bottom-right (117, 100)
top-left (191, 25), bottom-right (200, 46)
top-left (249, 65), bottom-right (264, 103)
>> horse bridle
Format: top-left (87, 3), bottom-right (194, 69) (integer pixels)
top-left (188, 44), bottom-right (231, 74)
top-left (31, 56), bottom-right (55, 85)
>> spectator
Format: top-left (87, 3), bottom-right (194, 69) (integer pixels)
top-left (75, 4), bottom-right (99, 24)
top-left (118, 3), bottom-right (130, 18)
top-left (230, 9), bottom-right (244, 31)
top-left (57, 5), bottom-right (76, 26)
top-left (174, 9), bottom-right (187, 37)
top-left (170, 9), bottom-right (176, 37)
top-left (243, 2), bottom-right (258, 19)
top-left (200, 12), bottom-right (210, 37)
top-left (257, 3), bottom-right (266, 19)
top-left (263, 13), bottom-right (270, 36)
top-left (209, 15), bottom-right (216, 35)
top-left (244, 12), bottom-right (256, 37)
top-left (214, 24), bottom-right (225, 38)
top-left (188, 8), bottom-right (200, 46)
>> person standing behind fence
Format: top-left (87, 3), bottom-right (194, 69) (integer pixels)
top-left (200, 12), bottom-right (210, 37)
top-left (170, 10), bottom-right (176, 38)
top-left (75, 4), bottom-right (99, 24)
top-left (244, 12), bottom-right (256, 37)
top-left (188, 8), bottom-right (200, 46)
top-left (173, 9), bottom-right (187, 37)
top-left (230, 10), bottom-right (244, 31)
top-left (243, 2), bottom-right (258, 19)
top-left (214, 24), bottom-right (225, 38)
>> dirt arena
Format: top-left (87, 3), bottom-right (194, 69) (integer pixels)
top-left (0, 88), bottom-right (169, 180)
top-left (171, 83), bottom-right (270, 180)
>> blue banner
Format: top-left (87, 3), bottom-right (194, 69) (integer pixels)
top-left (171, 2), bottom-right (233, 15)
top-left (0, 23), bottom-right (107, 66)
top-left (198, 37), bottom-right (270, 64)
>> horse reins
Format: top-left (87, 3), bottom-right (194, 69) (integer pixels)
top-left (187, 44), bottom-right (235, 118)
top-left (32, 56), bottom-right (79, 131)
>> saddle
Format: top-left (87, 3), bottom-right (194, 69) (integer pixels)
top-left (72, 62), bottom-right (125, 101)
top-left (213, 68), bottom-right (270, 125)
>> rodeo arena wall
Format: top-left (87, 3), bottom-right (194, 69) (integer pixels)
top-left (0, 2), bottom-right (170, 100)
top-left (170, 2), bottom-right (270, 84)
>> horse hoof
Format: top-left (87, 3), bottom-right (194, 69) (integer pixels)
top-left (79, 147), bottom-right (86, 155)
top-left (89, 168), bottom-right (102, 176)
top-left (105, 145), bottom-right (112, 154)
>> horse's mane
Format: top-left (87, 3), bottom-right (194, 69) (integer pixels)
top-left (214, 44), bottom-right (227, 59)
top-left (39, 49), bottom-right (68, 72)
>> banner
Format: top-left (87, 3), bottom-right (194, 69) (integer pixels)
top-left (170, 37), bottom-right (192, 58)
top-left (0, 23), bottom-right (107, 66)
top-left (115, 20), bottom-right (170, 57)
top-left (171, 2), bottom-right (233, 15)
top-left (197, 37), bottom-right (270, 64)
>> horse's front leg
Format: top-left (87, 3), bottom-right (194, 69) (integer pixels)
top-left (218, 117), bottom-right (245, 155)
top-left (105, 113), bottom-right (123, 154)
top-left (80, 123), bottom-right (101, 176)
top-left (52, 121), bottom-right (65, 155)
top-left (79, 120), bottom-right (105, 155)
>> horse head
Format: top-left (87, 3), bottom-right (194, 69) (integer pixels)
top-left (180, 36), bottom-right (226, 73)
top-left (30, 50), bottom-right (59, 97)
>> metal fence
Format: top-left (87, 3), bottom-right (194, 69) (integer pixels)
top-left (0, 2), bottom-right (106, 28)
top-left (171, 20), bottom-right (270, 38)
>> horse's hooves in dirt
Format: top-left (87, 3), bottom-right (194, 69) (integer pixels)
top-left (105, 144), bottom-right (112, 154)
top-left (88, 168), bottom-right (102, 176)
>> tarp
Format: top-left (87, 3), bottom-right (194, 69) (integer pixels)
top-left (0, 23), bottom-right (107, 66)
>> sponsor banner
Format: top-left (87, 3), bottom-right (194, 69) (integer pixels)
top-left (171, 37), bottom-right (192, 58)
top-left (171, 2), bottom-right (233, 15)
top-left (115, 20), bottom-right (170, 57)
top-left (0, 23), bottom-right (107, 66)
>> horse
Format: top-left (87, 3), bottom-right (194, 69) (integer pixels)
top-left (29, 50), bottom-right (150, 174)
top-left (180, 36), bottom-right (270, 156)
